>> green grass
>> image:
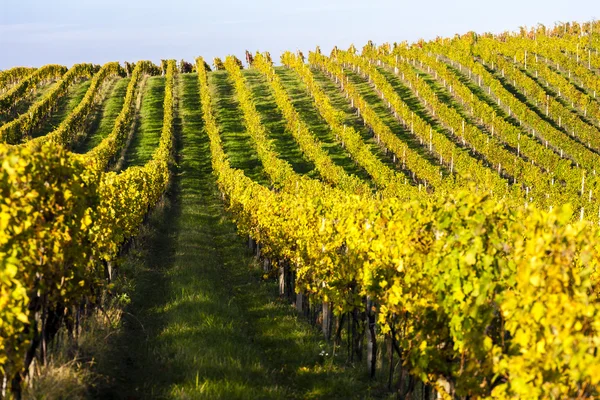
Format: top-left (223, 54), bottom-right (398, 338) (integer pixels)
top-left (478, 63), bottom-right (572, 138)
top-left (242, 69), bottom-right (318, 178)
top-left (517, 63), bottom-right (596, 125)
top-left (442, 63), bottom-right (525, 131)
top-left (375, 66), bottom-right (449, 137)
top-left (310, 67), bottom-right (410, 175)
top-left (411, 64), bottom-right (530, 164)
top-left (0, 81), bottom-right (59, 126)
top-left (73, 77), bottom-right (129, 154)
top-left (28, 79), bottom-right (92, 138)
top-left (93, 73), bottom-right (383, 399)
top-left (209, 70), bottom-right (270, 185)
top-left (274, 67), bottom-right (373, 182)
top-left (344, 69), bottom-right (448, 171)
top-left (122, 76), bottom-right (165, 167)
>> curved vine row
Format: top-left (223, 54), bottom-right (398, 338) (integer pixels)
top-left (83, 61), bottom-right (160, 172)
top-left (0, 59), bottom-right (175, 395)
top-left (0, 65), bottom-right (65, 116)
top-left (252, 52), bottom-right (371, 194)
top-left (0, 64), bottom-right (97, 144)
top-left (0, 67), bottom-right (37, 95)
top-left (198, 54), bottom-right (600, 399)
top-left (27, 62), bottom-right (125, 149)
top-left (311, 50), bottom-right (454, 193)
top-left (282, 51), bottom-right (420, 199)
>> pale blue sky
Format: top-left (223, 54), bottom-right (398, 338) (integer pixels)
top-left (0, 0), bottom-right (597, 69)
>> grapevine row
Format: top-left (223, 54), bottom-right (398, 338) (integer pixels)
top-left (476, 44), bottom-right (600, 152)
top-left (252, 52), bottom-right (371, 195)
top-left (197, 55), bottom-right (600, 399)
top-left (497, 40), bottom-right (600, 128)
top-left (373, 47), bottom-right (591, 210)
top-left (507, 35), bottom-right (600, 101)
top-left (1, 60), bottom-right (175, 394)
top-left (0, 64), bottom-right (65, 116)
top-left (310, 50), bottom-right (453, 193)
top-left (430, 41), bottom-right (600, 181)
top-left (370, 51), bottom-right (565, 206)
top-left (83, 61), bottom-right (160, 171)
top-left (332, 50), bottom-right (511, 198)
top-left (0, 67), bottom-right (37, 94)
top-left (223, 56), bottom-right (301, 186)
top-left (0, 63), bottom-right (98, 144)
top-left (27, 62), bottom-right (125, 149)
top-left (282, 51), bottom-right (419, 199)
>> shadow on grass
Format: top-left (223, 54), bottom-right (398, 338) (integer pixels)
top-left (209, 71), bottom-right (270, 185)
top-left (29, 79), bottom-right (91, 139)
top-left (94, 73), bottom-right (384, 399)
top-left (74, 77), bottom-right (129, 154)
top-left (274, 67), bottom-right (373, 183)
top-left (122, 76), bottom-right (165, 167)
top-left (242, 69), bottom-right (317, 177)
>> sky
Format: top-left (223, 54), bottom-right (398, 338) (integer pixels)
top-left (0, 0), bottom-right (598, 69)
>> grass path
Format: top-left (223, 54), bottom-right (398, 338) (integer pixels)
top-left (122, 76), bottom-right (165, 167)
top-left (0, 81), bottom-right (59, 126)
top-left (274, 67), bottom-right (372, 182)
top-left (28, 79), bottom-right (92, 138)
top-left (94, 73), bottom-right (379, 399)
top-left (310, 68), bottom-right (402, 174)
top-left (209, 70), bottom-right (269, 185)
top-left (243, 69), bottom-right (318, 178)
top-left (345, 69), bottom-right (443, 168)
top-left (73, 77), bottom-right (129, 153)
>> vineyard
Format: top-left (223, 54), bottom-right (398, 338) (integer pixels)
top-left (2, 21), bottom-right (600, 399)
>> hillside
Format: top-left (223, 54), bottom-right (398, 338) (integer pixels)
top-left (2, 22), bottom-right (600, 399)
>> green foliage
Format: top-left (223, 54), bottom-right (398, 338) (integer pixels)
top-left (0, 60), bottom-right (175, 394)
top-left (4, 22), bottom-right (600, 399)
top-left (0, 65), bottom-right (65, 117)
top-left (27, 62), bottom-right (124, 149)
top-left (0, 143), bottom-right (101, 383)
top-left (212, 57), bottom-right (225, 71)
top-left (200, 42), bottom-right (600, 398)
top-left (84, 60), bottom-right (160, 171)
